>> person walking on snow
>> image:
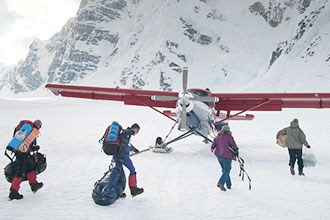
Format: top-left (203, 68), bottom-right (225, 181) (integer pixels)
top-left (114, 123), bottom-right (144, 196)
top-left (8, 119), bottom-right (44, 200)
top-left (276, 118), bottom-right (311, 176)
top-left (211, 125), bottom-right (239, 191)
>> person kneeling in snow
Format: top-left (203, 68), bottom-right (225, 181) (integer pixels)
top-left (114, 123), bottom-right (144, 196)
top-left (211, 125), bottom-right (239, 191)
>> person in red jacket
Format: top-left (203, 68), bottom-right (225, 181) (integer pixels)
top-left (211, 125), bottom-right (239, 191)
top-left (8, 119), bottom-right (44, 200)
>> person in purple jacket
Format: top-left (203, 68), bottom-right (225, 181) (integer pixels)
top-left (211, 125), bottom-right (239, 191)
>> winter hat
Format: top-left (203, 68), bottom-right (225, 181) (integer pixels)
top-left (131, 123), bottom-right (140, 130)
top-left (221, 125), bottom-right (230, 132)
top-left (34, 119), bottom-right (42, 129)
top-left (215, 122), bottom-right (228, 131)
top-left (290, 118), bottom-right (299, 128)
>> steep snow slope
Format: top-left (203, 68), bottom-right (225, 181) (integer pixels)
top-left (1, 0), bottom-right (329, 94)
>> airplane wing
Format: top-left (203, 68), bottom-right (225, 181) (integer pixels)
top-left (45, 84), bottom-right (330, 112)
top-left (212, 93), bottom-right (330, 111)
top-left (45, 84), bottom-right (178, 109)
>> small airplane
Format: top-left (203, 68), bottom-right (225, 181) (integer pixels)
top-left (45, 67), bottom-right (330, 153)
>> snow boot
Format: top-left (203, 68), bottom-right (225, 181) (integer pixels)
top-left (290, 167), bottom-right (295, 175)
top-left (26, 170), bottom-right (43, 193)
top-left (30, 182), bottom-right (43, 193)
top-left (298, 168), bottom-right (305, 176)
top-left (217, 184), bottom-right (226, 191)
top-left (128, 173), bottom-right (144, 196)
top-left (130, 186), bottom-right (144, 196)
top-left (119, 192), bottom-right (127, 198)
top-left (8, 189), bottom-right (23, 200)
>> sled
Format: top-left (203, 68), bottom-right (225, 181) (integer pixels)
top-left (150, 145), bottom-right (173, 153)
top-left (149, 137), bottom-right (173, 153)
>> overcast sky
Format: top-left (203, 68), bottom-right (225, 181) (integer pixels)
top-left (0, 0), bottom-right (80, 66)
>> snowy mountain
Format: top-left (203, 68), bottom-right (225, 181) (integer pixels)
top-left (0, 0), bottom-right (330, 94)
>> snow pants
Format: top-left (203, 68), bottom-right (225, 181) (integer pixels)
top-left (288, 148), bottom-right (303, 172)
top-left (114, 154), bottom-right (136, 175)
top-left (11, 152), bottom-right (37, 191)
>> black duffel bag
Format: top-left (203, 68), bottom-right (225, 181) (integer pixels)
top-left (4, 152), bottom-right (47, 183)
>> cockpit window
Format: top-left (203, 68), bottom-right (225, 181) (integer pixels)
top-left (188, 89), bottom-right (210, 97)
top-left (188, 89), bottom-right (215, 108)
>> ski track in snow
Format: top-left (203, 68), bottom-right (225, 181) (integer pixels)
top-left (1, 97), bottom-right (330, 220)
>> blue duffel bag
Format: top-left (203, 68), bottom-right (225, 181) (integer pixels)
top-left (92, 163), bottom-right (126, 206)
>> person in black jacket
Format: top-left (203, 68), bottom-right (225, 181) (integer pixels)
top-left (114, 123), bottom-right (144, 196)
top-left (8, 119), bottom-right (44, 200)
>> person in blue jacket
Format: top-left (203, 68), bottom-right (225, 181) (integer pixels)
top-left (211, 125), bottom-right (239, 191)
top-left (114, 123), bottom-right (144, 196)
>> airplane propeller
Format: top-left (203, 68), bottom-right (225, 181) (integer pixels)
top-left (151, 67), bottom-right (219, 131)
top-left (182, 67), bottom-right (188, 94)
top-left (177, 67), bottom-right (189, 130)
top-left (178, 96), bottom-right (189, 130)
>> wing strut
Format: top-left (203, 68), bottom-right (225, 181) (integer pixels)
top-left (129, 94), bottom-right (177, 122)
top-left (218, 99), bottom-right (273, 123)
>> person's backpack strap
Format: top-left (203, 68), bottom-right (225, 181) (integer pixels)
top-left (120, 129), bottom-right (132, 146)
top-left (15, 120), bottom-right (34, 133)
top-left (4, 149), bottom-right (15, 162)
top-left (99, 126), bottom-right (109, 144)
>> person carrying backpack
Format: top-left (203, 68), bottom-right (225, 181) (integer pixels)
top-left (7, 119), bottom-right (44, 200)
top-left (113, 123), bottom-right (144, 196)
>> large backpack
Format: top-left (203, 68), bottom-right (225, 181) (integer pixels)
top-left (7, 120), bottom-right (40, 153)
top-left (92, 163), bottom-right (126, 206)
top-left (101, 121), bottom-right (122, 155)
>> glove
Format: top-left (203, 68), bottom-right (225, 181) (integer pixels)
top-left (31, 145), bottom-right (40, 151)
top-left (306, 145), bottom-right (311, 148)
top-left (229, 147), bottom-right (238, 156)
top-left (233, 149), bottom-right (239, 156)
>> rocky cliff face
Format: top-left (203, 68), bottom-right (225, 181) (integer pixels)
top-left (1, 0), bottom-right (329, 94)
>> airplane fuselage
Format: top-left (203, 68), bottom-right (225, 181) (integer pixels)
top-left (176, 89), bottom-right (216, 137)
